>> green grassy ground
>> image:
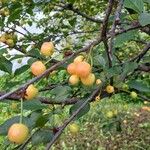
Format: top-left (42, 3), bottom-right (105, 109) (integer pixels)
top-left (0, 94), bottom-right (150, 150)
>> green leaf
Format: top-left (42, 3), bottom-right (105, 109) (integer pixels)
top-left (94, 55), bottom-right (106, 67)
top-left (69, 100), bottom-right (90, 120)
top-left (115, 30), bottom-right (137, 47)
top-left (31, 129), bottom-right (53, 145)
top-left (23, 100), bottom-right (47, 111)
top-left (139, 12), bottom-right (150, 26)
top-left (35, 114), bottom-right (49, 127)
top-left (51, 86), bottom-right (71, 101)
top-left (14, 65), bottom-right (30, 76)
top-left (8, 8), bottom-right (22, 22)
top-left (28, 49), bottom-right (43, 59)
top-left (123, 62), bottom-right (138, 75)
top-left (0, 48), bottom-right (7, 55)
top-left (128, 80), bottom-right (150, 92)
top-left (124, 0), bottom-right (144, 13)
top-left (0, 56), bottom-right (12, 74)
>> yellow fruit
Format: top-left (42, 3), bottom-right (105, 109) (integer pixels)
top-left (4, 9), bottom-right (9, 16)
top-left (76, 62), bottom-right (91, 78)
top-left (6, 39), bottom-right (14, 47)
top-left (0, 34), bottom-right (6, 43)
top-left (67, 63), bottom-right (76, 75)
top-left (130, 91), bottom-right (137, 99)
top-left (73, 55), bottom-right (84, 64)
top-left (40, 42), bottom-right (54, 56)
top-left (81, 73), bottom-right (95, 86)
top-left (106, 85), bottom-right (114, 94)
top-left (8, 123), bottom-right (29, 144)
top-left (96, 79), bottom-right (102, 85)
top-left (142, 106), bottom-right (150, 112)
top-left (106, 111), bottom-right (114, 118)
top-left (69, 123), bottom-right (79, 134)
top-left (31, 61), bottom-right (46, 76)
top-left (25, 84), bottom-right (38, 100)
top-left (69, 75), bottom-right (80, 85)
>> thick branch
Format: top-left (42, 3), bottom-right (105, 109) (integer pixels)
top-left (101, 0), bottom-right (114, 68)
top-left (108, 0), bottom-right (124, 67)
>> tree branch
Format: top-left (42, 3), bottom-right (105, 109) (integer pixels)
top-left (130, 42), bottom-right (150, 63)
top-left (108, 0), bottom-right (124, 67)
top-left (101, 0), bottom-right (114, 68)
top-left (45, 87), bottom-right (101, 149)
top-left (57, 3), bottom-right (102, 23)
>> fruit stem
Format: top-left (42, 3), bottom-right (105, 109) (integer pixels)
top-left (20, 98), bottom-right (23, 123)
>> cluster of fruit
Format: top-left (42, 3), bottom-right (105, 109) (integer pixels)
top-left (0, 33), bottom-right (17, 47)
top-left (67, 55), bottom-right (95, 86)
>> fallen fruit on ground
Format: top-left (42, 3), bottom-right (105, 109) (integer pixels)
top-left (106, 111), bottom-right (114, 118)
top-left (81, 73), bottom-right (95, 86)
top-left (40, 42), bottom-right (54, 56)
top-left (31, 61), bottom-right (46, 76)
top-left (69, 74), bottom-right (80, 85)
top-left (76, 61), bottom-right (91, 78)
top-left (69, 123), bottom-right (79, 134)
top-left (106, 85), bottom-right (114, 94)
top-left (25, 84), bottom-right (38, 100)
top-left (8, 123), bottom-right (29, 144)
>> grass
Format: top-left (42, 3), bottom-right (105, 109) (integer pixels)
top-left (0, 93), bottom-right (150, 150)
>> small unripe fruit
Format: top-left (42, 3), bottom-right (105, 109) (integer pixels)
top-left (73, 55), bottom-right (84, 64)
top-left (130, 91), bottom-right (137, 99)
top-left (31, 61), bottom-right (46, 76)
top-left (25, 84), bottom-right (38, 100)
top-left (40, 42), bottom-right (54, 56)
top-left (8, 123), bottom-right (29, 144)
top-left (96, 79), bottom-right (102, 85)
top-left (106, 85), bottom-right (114, 94)
top-left (76, 61), bottom-right (91, 78)
top-left (69, 123), bottom-right (79, 134)
top-left (67, 63), bottom-right (76, 75)
top-left (69, 75), bottom-right (80, 85)
top-left (122, 83), bottom-right (129, 90)
top-left (81, 73), bottom-right (95, 86)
